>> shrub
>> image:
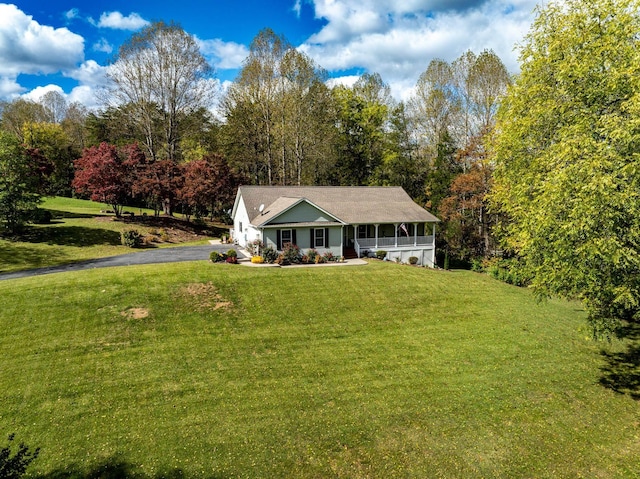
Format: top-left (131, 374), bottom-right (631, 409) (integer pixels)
top-left (484, 257), bottom-right (530, 287)
top-left (30, 208), bottom-right (52, 224)
top-left (251, 256), bottom-right (264, 264)
top-left (322, 251), bottom-right (335, 262)
top-left (306, 248), bottom-right (318, 263)
top-left (248, 239), bottom-right (265, 255)
top-left (226, 249), bottom-right (238, 258)
top-left (225, 256), bottom-right (238, 264)
top-left (262, 246), bottom-right (278, 264)
top-left (0, 433), bottom-right (40, 479)
top-left (470, 257), bottom-right (484, 272)
top-left (314, 254), bottom-right (324, 264)
top-left (209, 251), bottom-right (226, 263)
top-left (375, 250), bottom-right (387, 260)
top-left (121, 229), bottom-right (143, 248)
top-left (282, 242), bottom-right (301, 263)
top-left (408, 256), bottom-right (419, 265)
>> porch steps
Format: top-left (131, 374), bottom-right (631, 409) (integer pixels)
top-left (343, 247), bottom-right (358, 259)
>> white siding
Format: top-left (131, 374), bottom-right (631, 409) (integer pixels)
top-left (233, 196), bottom-right (252, 248)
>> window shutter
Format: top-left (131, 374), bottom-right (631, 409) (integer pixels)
top-left (277, 230), bottom-right (281, 250)
top-left (324, 228), bottom-right (329, 248)
top-left (292, 229), bottom-right (297, 246)
top-left (310, 229), bottom-right (314, 248)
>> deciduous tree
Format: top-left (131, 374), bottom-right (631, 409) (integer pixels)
top-left (332, 74), bottom-right (390, 185)
top-left (491, 0), bottom-right (640, 333)
top-left (72, 143), bottom-right (140, 217)
top-left (179, 154), bottom-right (239, 221)
top-left (22, 122), bottom-right (76, 196)
top-left (105, 21), bottom-right (216, 161)
top-left (0, 132), bottom-right (41, 234)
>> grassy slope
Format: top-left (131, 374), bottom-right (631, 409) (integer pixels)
top-left (0, 197), bottom-right (214, 273)
top-left (1, 262), bottom-right (638, 478)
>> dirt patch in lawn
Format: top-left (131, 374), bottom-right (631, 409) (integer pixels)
top-left (121, 307), bottom-right (150, 319)
top-left (179, 282), bottom-right (233, 311)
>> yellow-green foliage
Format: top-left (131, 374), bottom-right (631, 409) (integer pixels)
top-left (491, 0), bottom-right (640, 333)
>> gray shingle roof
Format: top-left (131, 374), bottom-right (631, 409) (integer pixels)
top-left (238, 186), bottom-right (439, 225)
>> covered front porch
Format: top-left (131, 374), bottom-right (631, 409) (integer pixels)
top-left (345, 222), bottom-right (437, 266)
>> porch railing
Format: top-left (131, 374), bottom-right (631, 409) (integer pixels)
top-left (355, 235), bottom-right (434, 256)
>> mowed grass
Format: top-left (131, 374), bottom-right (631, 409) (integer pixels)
top-left (1, 262), bottom-right (638, 478)
top-left (0, 197), bottom-right (213, 273)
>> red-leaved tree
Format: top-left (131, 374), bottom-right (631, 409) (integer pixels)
top-left (132, 159), bottom-right (183, 216)
top-left (72, 142), bottom-right (140, 217)
top-left (179, 154), bottom-right (240, 221)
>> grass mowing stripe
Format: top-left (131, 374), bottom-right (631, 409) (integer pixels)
top-left (0, 262), bottom-right (638, 478)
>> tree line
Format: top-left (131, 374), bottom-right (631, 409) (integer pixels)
top-left (0, 23), bottom-right (511, 263)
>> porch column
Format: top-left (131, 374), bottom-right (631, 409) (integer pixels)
top-left (354, 224), bottom-right (359, 257)
top-left (394, 223), bottom-right (398, 247)
top-left (413, 223), bottom-right (418, 246)
top-left (374, 224), bottom-right (379, 249)
top-left (431, 222), bottom-right (436, 267)
top-left (340, 225), bottom-right (344, 257)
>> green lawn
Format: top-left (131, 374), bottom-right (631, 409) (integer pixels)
top-left (1, 262), bottom-right (638, 478)
top-left (0, 197), bottom-right (216, 273)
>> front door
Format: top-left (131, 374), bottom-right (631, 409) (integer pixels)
top-left (343, 225), bottom-right (354, 248)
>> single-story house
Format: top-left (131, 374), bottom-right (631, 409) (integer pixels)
top-left (231, 186), bottom-right (440, 266)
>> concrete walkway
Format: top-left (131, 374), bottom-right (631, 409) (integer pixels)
top-left (0, 243), bottom-right (244, 281)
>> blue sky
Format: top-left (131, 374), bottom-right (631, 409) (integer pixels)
top-left (0, 0), bottom-right (541, 109)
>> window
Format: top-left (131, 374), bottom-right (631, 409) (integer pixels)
top-left (358, 225), bottom-right (372, 238)
top-left (315, 228), bottom-right (325, 247)
top-left (311, 228), bottom-right (329, 248)
top-left (277, 229), bottom-right (296, 250)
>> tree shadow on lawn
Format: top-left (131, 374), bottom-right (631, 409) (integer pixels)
top-left (16, 226), bottom-right (122, 247)
top-left (46, 209), bottom-right (100, 219)
top-left (599, 322), bottom-right (640, 400)
top-left (33, 455), bottom-right (228, 479)
top-left (0, 242), bottom-right (68, 270)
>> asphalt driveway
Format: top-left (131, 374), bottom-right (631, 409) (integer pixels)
top-left (0, 243), bottom-right (245, 281)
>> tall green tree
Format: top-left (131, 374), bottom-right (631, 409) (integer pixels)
top-left (22, 122), bottom-right (77, 196)
top-left (0, 99), bottom-right (48, 140)
top-left (222, 29), bottom-right (289, 185)
top-left (491, 0), bottom-right (640, 333)
top-left (105, 21), bottom-right (216, 161)
top-left (409, 59), bottom-right (459, 159)
top-left (371, 102), bottom-right (426, 202)
top-left (222, 29), bottom-right (334, 186)
top-left (332, 74), bottom-right (391, 186)
top-left (0, 132), bottom-right (41, 234)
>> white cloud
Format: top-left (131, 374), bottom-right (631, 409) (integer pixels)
top-left (21, 84), bottom-right (65, 102)
top-left (326, 75), bottom-right (360, 89)
top-left (300, 0), bottom-right (538, 99)
top-left (66, 60), bottom-right (110, 87)
top-left (68, 85), bottom-right (100, 109)
top-left (197, 37), bottom-right (249, 70)
top-left (65, 8), bottom-right (80, 21)
top-left (0, 76), bottom-right (24, 98)
top-left (93, 38), bottom-right (113, 54)
top-left (0, 4), bottom-right (84, 78)
top-left (96, 11), bottom-right (149, 30)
